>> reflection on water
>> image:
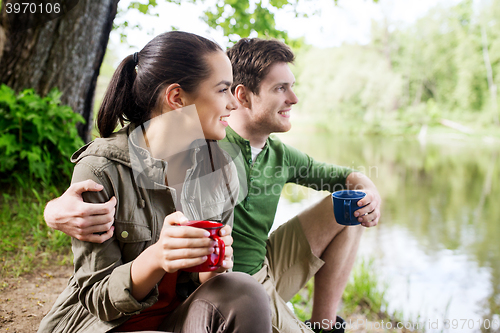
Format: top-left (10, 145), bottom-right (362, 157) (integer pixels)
top-left (272, 132), bottom-right (500, 332)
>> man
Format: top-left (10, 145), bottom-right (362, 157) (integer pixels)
top-left (45, 37), bottom-right (381, 333)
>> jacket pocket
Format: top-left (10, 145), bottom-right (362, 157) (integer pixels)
top-left (114, 221), bottom-right (152, 243)
top-left (114, 221), bottom-right (152, 264)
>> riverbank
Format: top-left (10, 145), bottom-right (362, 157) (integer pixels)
top-left (290, 258), bottom-right (416, 333)
top-left (285, 111), bottom-right (500, 147)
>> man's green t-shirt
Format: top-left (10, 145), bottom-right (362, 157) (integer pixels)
top-left (222, 126), bottom-right (354, 275)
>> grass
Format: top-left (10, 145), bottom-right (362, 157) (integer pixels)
top-left (289, 257), bottom-right (418, 331)
top-left (341, 258), bottom-right (390, 320)
top-left (289, 275), bottom-right (315, 322)
top-left (0, 184), bottom-right (72, 278)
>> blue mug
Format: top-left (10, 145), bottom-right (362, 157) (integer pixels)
top-left (332, 190), bottom-right (366, 226)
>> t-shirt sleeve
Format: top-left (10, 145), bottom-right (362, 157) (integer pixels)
top-left (284, 144), bottom-right (354, 192)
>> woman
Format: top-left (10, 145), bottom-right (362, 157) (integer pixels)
top-left (38, 31), bottom-right (270, 333)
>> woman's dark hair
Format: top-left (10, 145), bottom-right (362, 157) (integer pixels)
top-left (97, 31), bottom-right (222, 138)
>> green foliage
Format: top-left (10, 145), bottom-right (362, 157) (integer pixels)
top-left (342, 258), bottom-right (388, 320)
top-left (113, 0), bottom-right (291, 43)
top-left (293, 0), bottom-right (500, 135)
top-left (289, 258), bottom-right (398, 324)
top-left (293, 45), bottom-right (405, 135)
top-left (385, 0), bottom-right (499, 122)
top-left (289, 278), bottom-right (314, 322)
top-left (202, 0), bottom-right (380, 44)
top-left (0, 84), bottom-right (85, 187)
top-left (0, 186), bottom-right (72, 277)
top-left (113, 0), bottom-right (164, 42)
top-left (203, 0), bottom-right (288, 43)
top-left (129, 0), bottom-right (160, 14)
top-left (113, 0), bottom-right (379, 46)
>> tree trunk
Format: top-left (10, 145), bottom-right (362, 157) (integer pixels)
top-left (0, 0), bottom-right (120, 142)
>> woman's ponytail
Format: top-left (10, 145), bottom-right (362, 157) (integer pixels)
top-left (97, 54), bottom-right (139, 138)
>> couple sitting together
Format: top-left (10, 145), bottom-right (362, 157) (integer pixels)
top-left (40, 31), bottom-right (381, 333)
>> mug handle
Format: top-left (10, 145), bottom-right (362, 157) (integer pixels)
top-left (344, 200), bottom-right (351, 221)
top-left (212, 235), bottom-right (225, 266)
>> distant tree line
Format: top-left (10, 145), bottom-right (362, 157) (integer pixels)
top-left (293, 0), bottom-right (499, 135)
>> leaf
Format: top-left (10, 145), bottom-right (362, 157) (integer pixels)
top-left (0, 133), bottom-right (20, 155)
top-left (0, 154), bottom-right (18, 172)
top-left (45, 89), bottom-right (62, 105)
top-left (0, 85), bottom-right (17, 110)
top-left (269, 0), bottom-right (289, 9)
top-left (128, 0), bottom-right (159, 15)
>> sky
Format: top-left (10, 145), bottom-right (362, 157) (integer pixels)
top-left (109, 0), bottom-right (461, 61)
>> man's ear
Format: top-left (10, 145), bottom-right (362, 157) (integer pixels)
top-left (234, 84), bottom-right (252, 109)
top-left (163, 84), bottom-right (186, 110)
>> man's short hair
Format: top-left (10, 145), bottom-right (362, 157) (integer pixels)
top-left (227, 38), bottom-right (295, 95)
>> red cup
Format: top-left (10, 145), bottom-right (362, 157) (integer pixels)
top-left (182, 220), bottom-right (225, 272)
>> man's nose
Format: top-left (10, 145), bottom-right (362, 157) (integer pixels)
top-left (287, 89), bottom-right (299, 105)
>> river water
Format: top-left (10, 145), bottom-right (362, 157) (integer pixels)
top-left (271, 132), bottom-right (500, 332)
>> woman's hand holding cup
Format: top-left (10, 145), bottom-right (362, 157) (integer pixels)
top-left (199, 224), bottom-right (233, 283)
top-left (155, 212), bottom-right (216, 273)
top-left (214, 224), bottom-right (233, 271)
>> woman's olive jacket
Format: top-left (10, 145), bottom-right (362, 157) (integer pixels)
top-left (38, 125), bottom-right (239, 332)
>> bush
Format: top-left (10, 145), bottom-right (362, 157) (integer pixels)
top-left (0, 84), bottom-right (85, 187)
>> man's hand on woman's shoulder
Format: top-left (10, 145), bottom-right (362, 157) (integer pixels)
top-left (44, 179), bottom-right (116, 243)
